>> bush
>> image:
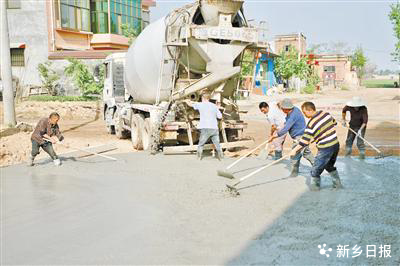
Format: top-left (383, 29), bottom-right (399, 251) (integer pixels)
top-left (64, 58), bottom-right (104, 96)
top-left (341, 85), bottom-right (350, 91)
top-left (27, 95), bottom-right (98, 102)
top-left (301, 85), bottom-right (316, 94)
top-left (37, 62), bottom-right (60, 96)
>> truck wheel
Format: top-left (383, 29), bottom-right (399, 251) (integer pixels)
top-left (131, 114), bottom-right (144, 150)
top-left (105, 108), bottom-right (115, 134)
top-left (142, 118), bottom-right (152, 151)
top-left (115, 112), bottom-right (130, 139)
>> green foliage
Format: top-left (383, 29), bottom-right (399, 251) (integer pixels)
top-left (362, 79), bottom-right (396, 88)
top-left (389, 2), bottom-right (400, 63)
top-left (351, 47), bottom-right (367, 81)
top-left (240, 50), bottom-right (256, 78)
top-left (301, 85), bottom-right (315, 94)
top-left (274, 46), bottom-right (310, 81)
top-left (37, 61), bottom-right (60, 96)
top-left (340, 85), bottom-right (350, 91)
top-left (64, 58), bottom-right (104, 96)
top-left (27, 95), bottom-right (98, 102)
top-left (121, 23), bottom-right (140, 45)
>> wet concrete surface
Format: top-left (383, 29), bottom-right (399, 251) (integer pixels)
top-left (1, 153), bottom-right (399, 265)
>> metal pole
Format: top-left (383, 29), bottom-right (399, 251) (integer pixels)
top-left (1, 0), bottom-right (16, 127)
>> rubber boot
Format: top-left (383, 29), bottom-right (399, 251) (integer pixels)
top-left (53, 158), bottom-right (61, 166)
top-left (216, 150), bottom-right (224, 161)
top-left (310, 177), bottom-right (321, 191)
top-left (274, 150), bottom-right (282, 160)
top-left (197, 150), bottom-right (203, 160)
top-left (27, 155), bottom-right (35, 167)
top-left (359, 150), bottom-right (365, 160)
top-left (289, 160), bottom-right (300, 177)
top-left (330, 170), bottom-right (343, 189)
top-left (345, 146), bottom-right (352, 157)
top-left (303, 152), bottom-right (315, 166)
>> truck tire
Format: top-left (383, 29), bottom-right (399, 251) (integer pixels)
top-left (115, 112), bottom-right (130, 139)
top-left (141, 118), bottom-right (152, 151)
top-left (104, 108), bottom-right (115, 134)
top-left (131, 114), bottom-right (144, 150)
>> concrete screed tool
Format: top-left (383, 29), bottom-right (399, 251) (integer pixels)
top-left (44, 138), bottom-right (117, 161)
top-left (225, 154), bottom-right (291, 195)
top-left (344, 126), bottom-right (390, 159)
top-left (217, 139), bottom-right (270, 179)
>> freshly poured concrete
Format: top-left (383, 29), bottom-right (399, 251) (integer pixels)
top-left (1, 153), bottom-right (399, 265)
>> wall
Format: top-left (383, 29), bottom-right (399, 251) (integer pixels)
top-left (7, 0), bottom-right (49, 87)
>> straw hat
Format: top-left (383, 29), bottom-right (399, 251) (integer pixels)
top-left (280, 98), bottom-right (294, 109)
top-left (346, 96), bottom-right (366, 107)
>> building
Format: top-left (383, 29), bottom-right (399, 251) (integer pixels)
top-left (273, 33), bottom-right (358, 89)
top-left (274, 33), bottom-right (306, 55)
top-left (3, 0), bottom-right (156, 94)
top-left (314, 54), bottom-right (358, 88)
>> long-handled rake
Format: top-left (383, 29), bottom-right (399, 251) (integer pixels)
top-left (226, 154), bottom-right (291, 195)
top-left (345, 126), bottom-right (390, 159)
top-left (44, 138), bottom-right (117, 161)
top-left (217, 139), bottom-right (270, 179)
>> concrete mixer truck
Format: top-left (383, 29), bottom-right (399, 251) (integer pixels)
top-left (102, 0), bottom-right (267, 154)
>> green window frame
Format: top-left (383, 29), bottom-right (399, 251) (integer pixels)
top-left (90, 0), bottom-right (109, 34)
top-left (110, 0), bottom-right (142, 35)
top-left (11, 48), bottom-right (25, 67)
top-left (60, 0), bottom-right (90, 32)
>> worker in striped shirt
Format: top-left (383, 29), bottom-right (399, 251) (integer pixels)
top-left (290, 102), bottom-right (343, 191)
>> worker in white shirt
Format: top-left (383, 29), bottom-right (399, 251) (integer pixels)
top-left (259, 101), bottom-right (287, 159)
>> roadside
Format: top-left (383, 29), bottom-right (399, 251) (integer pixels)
top-left (1, 87), bottom-right (399, 167)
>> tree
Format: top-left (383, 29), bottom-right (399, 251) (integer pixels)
top-left (364, 62), bottom-right (378, 78)
top-left (351, 46), bottom-right (367, 84)
top-left (389, 2), bottom-right (400, 63)
top-left (274, 46), bottom-right (309, 88)
top-left (307, 41), bottom-right (352, 55)
top-left (121, 24), bottom-right (140, 45)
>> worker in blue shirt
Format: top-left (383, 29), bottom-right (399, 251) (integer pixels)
top-left (269, 98), bottom-right (314, 177)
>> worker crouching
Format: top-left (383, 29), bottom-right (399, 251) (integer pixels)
top-left (28, 112), bottom-right (65, 166)
top-left (290, 102), bottom-right (343, 191)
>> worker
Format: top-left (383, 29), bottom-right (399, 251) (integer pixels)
top-left (268, 98), bottom-right (314, 177)
top-left (28, 112), bottom-right (65, 166)
top-left (341, 96), bottom-right (368, 159)
top-left (259, 101), bottom-right (287, 159)
top-left (290, 102), bottom-right (342, 191)
top-left (185, 93), bottom-right (223, 160)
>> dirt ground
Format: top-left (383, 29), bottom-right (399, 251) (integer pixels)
top-left (0, 87), bottom-right (399, 167)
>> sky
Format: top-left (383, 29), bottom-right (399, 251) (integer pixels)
top-left (149, 0), bottom-right (399, 71)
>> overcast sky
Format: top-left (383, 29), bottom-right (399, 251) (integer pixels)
top-left (149, 0), bottom-right (399, 71)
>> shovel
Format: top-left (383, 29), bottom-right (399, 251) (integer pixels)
top-left (217, 139), bottom-right (270, 179)
top-left (345, 127), bottom-right (389, 159)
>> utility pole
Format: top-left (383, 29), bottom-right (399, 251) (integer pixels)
top-left (1, 0), bottom-right (16, 127)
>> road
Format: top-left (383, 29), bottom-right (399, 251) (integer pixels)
top-left (1, 152), bottom-right (399, 265)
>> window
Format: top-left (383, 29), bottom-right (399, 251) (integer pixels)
top-left (110, 0), bottom-right (142, 35)
top-left (7, 0), bottom-right (21, 9)
top-left (285, 45), bottom-right (290, 52)
top-left (91, 0), bottom-right (109, 33)
top-left (60, 0), bottom-right (90, 31)
top-left (324, 66), bottom-right (336, 72)
top-left (11, 48), bottom-right (25, 66)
